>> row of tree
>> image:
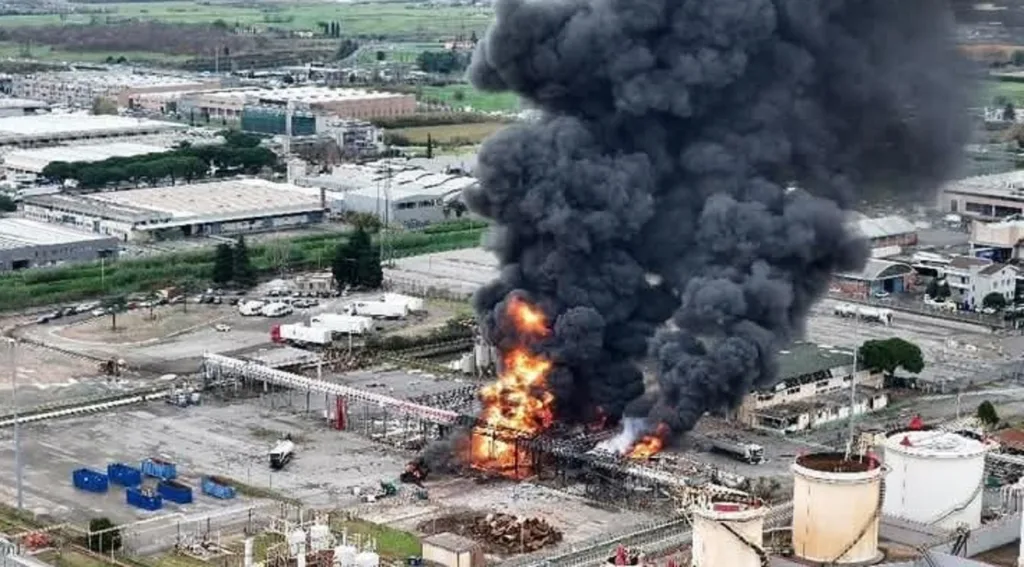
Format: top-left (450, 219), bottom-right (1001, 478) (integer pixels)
top-left (416, 50), bottom-right (471, 75)
top-left (41, 134), bottom-right (276, 190)
top-left (212, 236), bottom-right (257, 288)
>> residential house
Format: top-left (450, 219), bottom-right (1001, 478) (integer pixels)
top-left (942, 255), bottom-right (1018, 309)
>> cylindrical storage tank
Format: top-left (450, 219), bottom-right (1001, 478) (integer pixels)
top-left (792, 452), bottom-right (884, 565)
top-left (691, 499), bottom-right (767, 567)
top-left (355, 551), bottom-right (379, 567)
top-left (882, 430), bottom-right (990, 530)
top-left (288, 529), bottom-right (307, 557)
top-left (334, 545), bottom-right (357, 567)
top-left (310, 525), bottom-right (332, 552)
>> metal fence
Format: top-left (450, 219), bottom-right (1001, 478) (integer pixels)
top-left (118, 502), bottom-right (284, 556)
top-left (382, 275), bottom-right (475, 302)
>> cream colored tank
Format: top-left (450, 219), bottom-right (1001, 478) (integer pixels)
top-left (691, 500), bottom-right (767, 567)
top-left (792, 453), bottom-right (884, 565)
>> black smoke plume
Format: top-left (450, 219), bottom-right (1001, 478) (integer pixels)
top-left (464, 0), bottom-right (970, 448)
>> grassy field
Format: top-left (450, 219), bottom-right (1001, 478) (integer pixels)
top-left (391, 122), bottom-right (506, 145)
top-left (0, 42), bottom-right (189, 63)
top-left (331, 519), bottom-right (421, 560)
top-left (418, 85), bottom-right (521, 113)
top-left (0, 1), bottom-right (493, 39)
top-left (985, 79), bottom-right (1024, 105)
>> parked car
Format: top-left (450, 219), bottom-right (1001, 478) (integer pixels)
top-left (872, 291), bottom-right (890, 299)
top-left (91, 308), bottom-right (108, 317)
top-left (214, 324), bottom-right (232, 332)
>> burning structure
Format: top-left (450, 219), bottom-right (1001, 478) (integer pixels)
top-left (460, 0), bottom-right (970, 467)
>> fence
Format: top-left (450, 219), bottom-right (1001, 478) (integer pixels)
top-left (382, 275), bottom-right (475, 303)
top-left (118, 502), bottom-right (286, 556)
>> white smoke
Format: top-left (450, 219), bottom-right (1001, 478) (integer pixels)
top-left (593, 417), bottom-right (647, 455)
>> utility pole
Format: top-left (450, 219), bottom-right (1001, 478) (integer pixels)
top-left (846, 316), bottom-right (860, 460)
top-left (10, 339), bottom-right (22, 510)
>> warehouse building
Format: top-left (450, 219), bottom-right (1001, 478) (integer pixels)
top-left (22, 178), bottom-right (326, 242)
top-left (2, 142), bottom-right (168, 176)
top-left (0, 114), bottom-right (186, 150)
top-left (831, 258), bottom-right (916, 298)
top-left (0, 217), bottom-right (118, 272)
top-left (734, 342), bottom-right (887, 434)
top-left (940, 170), bottom-right (1024, 220)
top-left (0, 98), bottom-right (50, 117)
top-left (178, 86), bottom-right (417, 122)
top-left (11, 71), bottom-right (218, 109)
top-left (851, 214), bottom-right (918, 258)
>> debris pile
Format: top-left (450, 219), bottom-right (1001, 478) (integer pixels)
top-left (418, 512), bottom-right (563, 555)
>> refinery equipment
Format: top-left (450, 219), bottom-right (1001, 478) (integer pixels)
top-left (309, 314), bottom-right (374, 336)
top-left (343, 300), bottom-right (409, 319)
top-left (691, 498), bottom-right (768, 567)
top-left (791, 452), bottom-right (884, 565)
top-left (882, 430), bottom-right (990, 530)
top-left (273, 324), bottom-right (333, 346)
top-left (270, 437), bottom-right (295, 470)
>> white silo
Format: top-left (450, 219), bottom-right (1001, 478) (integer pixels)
top-left (882, 430), bottom-right (990, 530)
top-left (309, 524), bottom-right (334, 552)
top-left (691, 499), bottom-right (767, 567)
top-left (791, 452), bottom-right (885, 565)
top-left (355, 550), bottom-right (380, 567)
top-left (288, 528), bottom-right (307, 557)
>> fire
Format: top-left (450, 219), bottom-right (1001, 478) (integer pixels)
top-left (627, 423), bottom-right (670, 460)
top-left (470, 298), bottom-right (555, 478)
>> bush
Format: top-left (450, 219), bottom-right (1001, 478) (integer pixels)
top-left (87, 517), bottom-right (121, 553)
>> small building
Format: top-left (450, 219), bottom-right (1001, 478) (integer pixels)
top-left (851, 214), bottom-right (917, 258)
top-left (421, 533), bottom-right (484, 567)
top-left (943, 255), bottom-right (1018, 309)
top-left (831, 258), bottom-right (916, 298)
top-left (0, 217), bottom-right (118, 272)
top-left (940, 170), bottom-right (1024, 220)
top-left (0, 98), bottom-right (49, 118)
top-left (294, 272), bottom-right (335, 294)
top-left (970, 215), bottom-right (1024, 262)
top-left (734, 342), bottom-right (886, 434)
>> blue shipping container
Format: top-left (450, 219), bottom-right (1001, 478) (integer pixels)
top-left (141, 458), bottom-right (177, 480)
top-left (126, 487), bottom-right (162, 511)
top-left (201, 477), bottom-right (236, 500)
top-left (107, 463), bottom-right (142, 487)
top-left (72, 468), bottom-right (109, 493)
top-left (157, 480), bottom-right (193, 504)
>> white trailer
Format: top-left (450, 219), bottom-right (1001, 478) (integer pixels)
top-left (382, 292), bottom-right (426, 313)
top-left (344, 300), bottom-right (409, 319)
top-left (707, 438), bottom-right (765, 464)
top-left (275, 324), bottom-right (332, 346)
top-left (309, 313), bottom-right (374, 335)
top-left (857, 306), bottom-right (893, 325)
top-left (833, 303), bottom-right (858, 318)
top-left (270, 439), bottom-right (295, 470)
top-left (261, 302), bottom-right (294, 317)
top-left (238, 300), bottom-right (266, 316)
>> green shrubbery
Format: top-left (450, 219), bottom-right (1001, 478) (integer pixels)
top-left (0, 223), bottom-right (486, 312)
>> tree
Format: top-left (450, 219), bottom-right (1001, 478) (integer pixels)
top-left (977, 401), bottom-right (1000, 427)
top-left (103, 294), bottom-right (127, 331)
top-left (144, 290), bottom-right (161, 320)
top-left (233, 236), bottom-right (256, 288)
top-left (925, 278), bottom-right (951, 301)
top-left (177, 277), bottom-right (199, 313)
top-left (0, 195), bottom-right (16, 213)
top-left (426, 133), bottom-right (434, 159)
top-left (858, 338), bottom-right (925, 378)
top-left (348, 227), bottom-right (383, 288)
top-left (212, 243), bottom-right (234, 285)
top-left (91, 97), bottom-right (118, 116)
top-left (332, 240), bottom-right (358, 289)
top-left (1013, 50), bottom-right (1024, 67)
top-left (983, 292), bottom-right (1008, 311)
top-left (1006, 102), bottom-right (1018, 123)
top-left (88, 517), bottom-right (121, 553)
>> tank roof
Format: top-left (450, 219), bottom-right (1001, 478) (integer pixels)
top-left (884, 430), bottom-right (988, 459)
top-left (795, 452), bottom-right (880, 473)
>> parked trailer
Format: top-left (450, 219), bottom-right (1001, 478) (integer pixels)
top-left (140, 458), bottom-right (177, 480)
top-left (707, 438), bottom-right (765, 464)
top-left (857, 306), bottom-right (893, 326)
top-left (382, 293), bottom-right (425, 313)
top-left (157, 480), bottom-right (193, 504)
top-left (833, 303), bottom-right (858, 318)
top-left (126, 487), bottom-right (162, 511)
top-left (72, 468), bottom-right (109, 493)
top-left (106, 463), bottom-right (142, 487)
top-left (238, 300), bottom-right (266, 316)
top-left (270, 439), bottom-right (295, 471)
top-left (272, 323), bottom-right (333, 346)
top-left (201, 476), bottom-right (236, 500)
top-left (343, 300), bottom-right (408, 320)
top-left (309, 314), bottom-right (374, 335)
top-left (261, 302), bottom-right (293, 317)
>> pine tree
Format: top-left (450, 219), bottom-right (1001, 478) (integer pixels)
top-left (233, 236), bottom-right (256, 287)
top-left (348, 227), bottom-right (383, 288)
top-left (426, 133), bottom-right (434, 159)
top-left (212, 243), bottom-right (234, 284)
top-left (332, 241), bottom-right (357, 289)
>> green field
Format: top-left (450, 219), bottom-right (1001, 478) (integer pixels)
top-left (985, 79), bottom-right (1024, 105)
top-left (0, 1), bottom-right (493, 39)
top-left (418, 85), bottom-right (521, 113)
top-left (0, 42), bottom-right (190, 63)
top-left (391, 121), bottom-right (506, 145)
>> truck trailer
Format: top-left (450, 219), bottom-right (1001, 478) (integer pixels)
top-left (707, 437), bottom-right (765, 464)
top-left (310, 313), bottom-right (374, 335)
top-left (261, 302), bottom-right (294, 317)
top-left (269, 438), bottom-right (295, 470)
top-left (238, 300), bottom-right (266, 316)
top-left (272, 324), bottom-right (333, 346)
top-left (344, 300), bottom-right (409, 319)
top-left (382, 293), bottom-right (425, 313)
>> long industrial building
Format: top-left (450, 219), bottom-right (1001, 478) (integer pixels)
top-left (941, 170), bottom-right (1024, 220)
top-left (0, 114), bottom-right (186, 150)
top-left (175, 86), bottom-right (417, 122)
top-left (10, 71), bottom-right (219, 109)
top-left (2, 142), bottom-right (168, 176)
top-left (0, 217), bottom-right (118, 271)
top-left (21, 178), bottom-right (327, 242)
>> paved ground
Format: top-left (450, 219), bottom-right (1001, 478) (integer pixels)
top-left (385, 248), bottom-right (498, 298)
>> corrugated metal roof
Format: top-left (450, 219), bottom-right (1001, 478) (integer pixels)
top-left (3, 142), bottom-right (167, 174)
top-left (837, 258), bottom-right (914, 281)
top-left (854, 215), bottom-right (916, 239)
top-left (0, 218), bottom-right (114, 250)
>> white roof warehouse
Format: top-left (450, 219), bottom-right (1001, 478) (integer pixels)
top-left (0, 217), bottom-right (118, 272)
top-left (3, 142), bottom-right (169, 175)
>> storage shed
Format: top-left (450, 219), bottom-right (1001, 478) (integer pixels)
top-left (421, 533), bottom-right (484, 567)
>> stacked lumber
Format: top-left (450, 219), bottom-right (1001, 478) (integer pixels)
top-left (469, 513), bottom-right (563, 554)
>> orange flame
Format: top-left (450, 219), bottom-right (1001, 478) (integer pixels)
top-left (470, 298), bottom-right (555, 478)
top-left (627, 423), bottom-right (670, 460)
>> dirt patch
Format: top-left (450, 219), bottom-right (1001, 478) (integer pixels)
top-left (57, 306), bottom-right (229, 345)
top-left (0, 342), bottom-right (98, 392)
top-left (417, 511), bottom-right (563, 556)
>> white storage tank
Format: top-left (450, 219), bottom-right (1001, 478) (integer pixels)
top-left (334, 545), bottom-right (358, 567)
top-left (882, 430), bottom-right (990, 529)
top-left (355, 551), bottom-right (379, 567)
top-left (309, 524), bottom-right (333, 552)
top-left (691, 498), bottom-right (767, 567)
top-left (288, 528), bottom-right (307, 557)
top-left (792, 452), bottom-right (884, 565)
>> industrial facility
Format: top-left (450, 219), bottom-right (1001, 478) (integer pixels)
top-left (175, 86), bottom-right (417, 123)
top-left (0, 217), bottom-right (118, 271)
top-left (10, 71), bottom-right (220, 109)
top-left (2, 142), bottom-right (169, 176)
top-left (0, 114), bottom-right (187, 150)
top-left (21, 178), bottom-right (327, 242)
top-left (941, 170), bottom-right (1024, 220)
